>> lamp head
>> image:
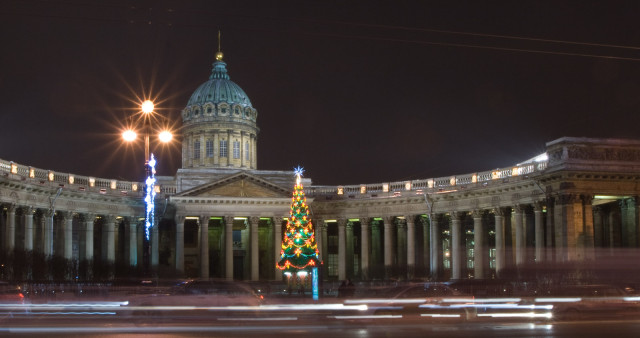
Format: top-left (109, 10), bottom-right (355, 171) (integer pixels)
top-left (141, 100), bottom-right (154, 114)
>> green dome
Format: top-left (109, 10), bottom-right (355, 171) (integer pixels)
top-left (186, 60), bottom-right (253, 107)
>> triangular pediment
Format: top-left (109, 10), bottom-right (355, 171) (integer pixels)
top-left (176, 172), bottom-right (290, 198)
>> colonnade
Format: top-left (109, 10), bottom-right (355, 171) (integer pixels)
top-left (173, 214), bottom-right (283, 281)
top-left (0, 203), bottom-right (141, 268)
top-left (2, 195), bottom-right (638, 281)
top-left (314, 195), bottom-right (640, 282)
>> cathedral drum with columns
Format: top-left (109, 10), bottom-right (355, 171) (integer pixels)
top-left (2, 50), bottom-right (640, 283)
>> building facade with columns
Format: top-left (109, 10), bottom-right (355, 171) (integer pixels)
top-left (2, 53), bottom-right (640, 282)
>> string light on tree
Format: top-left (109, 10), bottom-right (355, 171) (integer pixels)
top-left (277, 166), bottom-right (321, 272)
top-left (144, 154), bottom-right (157, 240)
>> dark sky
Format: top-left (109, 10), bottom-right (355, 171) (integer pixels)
top-left (1, 1), bottom-right (640, 186)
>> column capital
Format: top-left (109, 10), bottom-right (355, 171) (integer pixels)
top-left (513, 204), bottom-right (526, 214)
top-left (22, 206), bottom-right (34, 214)
top-left (337, 218), bottom-right (347, 227)
top-left (58, 211), bottom-right (70, 222)
top-left (199, 215), bottom-right (210, 225)
top-left (224, 215), bottom-right (234, 226)
top-left (493, 207), bottom-right (508, 217)
top-left (175, 214), bottom-right (186, 224)
top-left (82, 213), bottom-right (95, 223)
top-left (450, 211), bottom-right (464, 220)
top-left (554, 193), bottom-right (578, 206)
top-left (359, 216), bottom-right (370, 226)
top-left (581, 194), bottom-right (594, 205)
top-left (7, 203), bottom-right (16, 213)
top-left (593, 205), bottom-right (603, 215)
top-left (534, 201), bottom-right (545, 212)
top-left (404, 215), bottom-right (416, 225)
top-left (103, 215), bottom-right (117, 224)
top-left (382, 216), bottom-right (395, 225)
top-left (471, 209), bottom-right (483, 219)
top-left (249, 216), bottom-right (260, 226)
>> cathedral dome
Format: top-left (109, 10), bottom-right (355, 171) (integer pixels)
top-left (181, 51), bottom-right (259, 171)
top-left (186, 60), bottom-right (253, 107)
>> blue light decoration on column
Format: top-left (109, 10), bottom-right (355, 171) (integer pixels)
top-left (144, 154), bottom-right (157, 240)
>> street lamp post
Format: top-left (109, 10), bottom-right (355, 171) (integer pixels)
top-left (122, 100), bottom-right (173, 276)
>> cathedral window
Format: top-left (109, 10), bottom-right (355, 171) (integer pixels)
top-left (233, 140), bottom-right (240, 159)
top-left (194, 140), bottom-right (200, 159)
top-left (207, 107), bottom-right (212, 114)
top-left (220, 140), bottom-right (228, 157)
top-left (206, 140), bottom-right (213, 158)
top-left (245, 142), bottom-right (250, 161)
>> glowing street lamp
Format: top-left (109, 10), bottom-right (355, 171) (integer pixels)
top-left (121, 99), bottom-right (174, 275)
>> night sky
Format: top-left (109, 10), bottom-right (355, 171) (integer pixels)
top-left (1, 1), bottom-right (640, 186)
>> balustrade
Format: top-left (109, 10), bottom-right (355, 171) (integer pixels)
top-left (1, 154), bottom-right (550, 199)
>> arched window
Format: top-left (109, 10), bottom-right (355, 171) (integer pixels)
top-left (220, 140), bottom-right (228, 158)
top-left (206, 139), bottom-right (214, 158)
top-left (194, 140), bottom-right (200, 159)
top-left (233, 141), bottom-right (240, 159)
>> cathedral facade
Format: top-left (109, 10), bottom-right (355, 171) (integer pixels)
top-left (1, 53), bottom-right (640, 282)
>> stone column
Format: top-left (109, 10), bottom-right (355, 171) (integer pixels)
top-left (35, 210), bottom-right (45, 253)
top-left (383, 216), bottom-right (395, 279)
top-left (249, 216), bottom-right (260, 281)
top-left (593, 206), bottom-right (604, 254)
top-left (213, 132), bottom-right (220, 166)
top-left (430, 214), bottom-right (442, 279)
top-left (337, 218), bottom-right (347, 281)
top-left (23, 206), bottom-right (34, 251)
top-left (450, 211), bottom-right (463, 280)
top-left (494, 208), bottom-right (505, 278)
top-left (593, 206), bottom-right (603, 248)
top-left (371, 221), bottom-right (381, 278)
top-left (581, 195), bottom-right (595, 260)
top-left (514, 205), bottom-right (525, 265)
top-left (6, 204), bottom-right (16, 251)
top-left (175, 215), bottom-right (185, 275)
top-left (534, 202), bottom-right (544, 262)
top-left (421, 216), bottom-right (430, 276)
top-left (240, 132), bottom-right (246, 168)
top-left (151, 219), bottom-right (159, 268)
top-left (224, 216), bottom-right (234, 280)
top-left (554, 194), bottom-right (583, 262)
top-left (320, 220), bottom-right (328, 281)
top-left (315, 217), bottom-right (323, 262)
top-left (104, 215), bottom-right (116, 263)
top-left (346, 221), bottom-right (354, 279)
top-left (545, 199), bottom-right (555, 262)
top-left (226, 130), bottom-right (231, 167)
top-left (84, 214), bottom-right (94, 261)
top-left (274, 217), bottom-right (283, 281)
top-left (473, 210), bottom-right (484, 279)
top-left (406, 215), bottom-right (416, 280)
top-left (360, 217), bottom-right (370, 280)
top-left (44, 210), bottom-right (54, 256)
top-left (62, 211), bottom-right (74, 260)
top-left (396, 220), bottom-right (406, 277)
top-left (128, 217), bottom-right (137, 267)
top-left (200, 215), bottom-right (210, 278)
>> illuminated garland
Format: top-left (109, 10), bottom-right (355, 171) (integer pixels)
top-left (276, 166), bottom-right (321, 272)
top-left (144, 154), bottom-right (157, 240)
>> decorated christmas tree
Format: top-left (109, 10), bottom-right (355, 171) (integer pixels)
top-left (276, 166), bottom-right (321, 274)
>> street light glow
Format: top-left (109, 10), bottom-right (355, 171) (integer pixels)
top-left (141, 100), bottom-right (154, 114)
top-left (122, 129), bottom-right (137, 142)
top-left (158, 130), bottom-right (173, 143)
